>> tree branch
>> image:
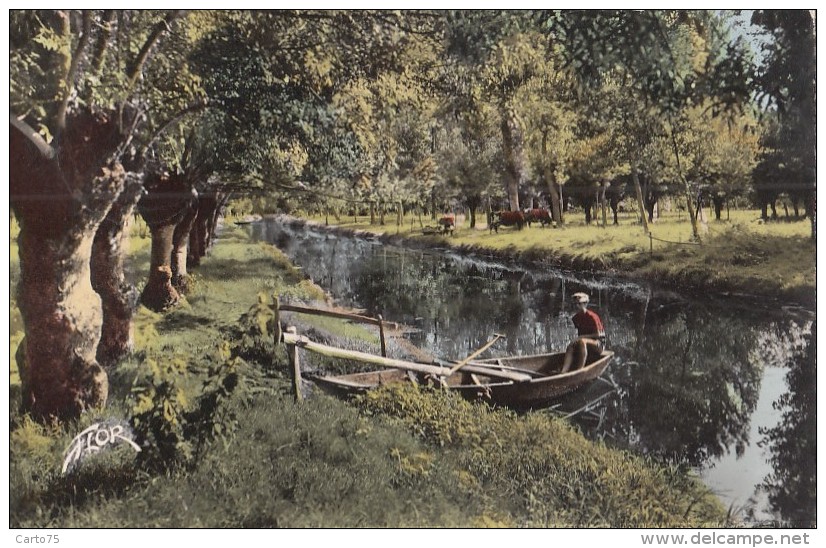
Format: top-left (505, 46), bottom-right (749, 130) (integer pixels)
top-left (56, 10), bottom-right (93, 134)
top-left (125, 10), bottom-right (185, 93)
top-left (136, 100), bottom-right (209, 159)
top-left (10, 113), bottom-right (57, 160)
top-left (85, 10), bottom-right (117, 102)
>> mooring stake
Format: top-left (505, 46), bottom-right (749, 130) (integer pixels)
top-left (285, 326), bottom-right (302, 402)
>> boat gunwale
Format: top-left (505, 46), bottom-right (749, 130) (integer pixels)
top-left (310, 350), bottom-right (615, 389)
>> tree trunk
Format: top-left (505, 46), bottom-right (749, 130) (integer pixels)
top-left (583, 196), bottom-right (594, 224)
top-left (712, 196), bottom-right (724, 221)
top-left (808, 188), bottom-right (816, 241)
top-left (171, 198), bottom-right (198, 293)
top-left (204, 191), bottom-right (228, 252)
top-left (600, 183), bottom-right (608, 227)
top-left (541, 131), bottom-right (563, 223)
top-left (549, 182), bottom-right (563, 225)
top-left (138, 173), bottom-right (194, 311)
top-left (667, 126), bottom-right (701, 241)
top-left (466, 195), bottom-right (481, 229)
top-left (91, 173), bottom-right (144, 368)
top-left (500, 108), bottom-right (521, 211)
top-left (188, 192), bottom-right (217, 268)
top-left (610, 194), bottom-right (620, 225)
top-left (142, 223), bottom-right (179, 311)
top-left (646, 198), bottom-right (657, 224)
top-left (188, 214), bottom-right (204, 268)
top-left (10, 108), bottom-right (126, 420)
top-left (631, 167), bottom-right (650, 233)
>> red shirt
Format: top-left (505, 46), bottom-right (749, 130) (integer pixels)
top-left (572, 308), bottom-right (605, 338)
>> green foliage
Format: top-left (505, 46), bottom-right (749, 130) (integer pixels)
top-left (357, 383), bottom-right (511, 448)
top-left (227, 291), bottom-right (280, 367)
top-left (356, 384), bottom-right (730, 527)
top-left (129, 356), bottom-right (193, 469)
top-left (128, 343), bottom-right (259, 471)
top-left (182, 342), bottom-right (259, 458)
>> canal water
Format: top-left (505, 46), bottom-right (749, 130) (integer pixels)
top-left (248, 219), bottom-right (816, 527)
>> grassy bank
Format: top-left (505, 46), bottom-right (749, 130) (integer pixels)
top-left (10, 223), bottom-right (734, 528)
top-left (302, 209), bottom-right (816, 308)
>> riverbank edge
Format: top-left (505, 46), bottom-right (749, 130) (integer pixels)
top-left (271, 215), bottom-right (816, 312)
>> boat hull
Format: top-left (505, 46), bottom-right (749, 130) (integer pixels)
top-left (310, 351), bottom-right (614, 408)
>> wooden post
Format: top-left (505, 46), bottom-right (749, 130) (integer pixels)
top-left (272, 294), bottom-right (282, 346)
top-left (649, 233), bottom-right (653, 255)
top-left (377, 314), bottom-right (387, 357)
top-left (286, 326), bottom-right (302, 402)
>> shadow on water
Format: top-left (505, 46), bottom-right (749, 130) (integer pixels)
top-left (246, 219), bottom-right (816, 526)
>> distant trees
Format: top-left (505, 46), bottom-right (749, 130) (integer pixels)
top-left (750, 10), bottom-right (816, 238)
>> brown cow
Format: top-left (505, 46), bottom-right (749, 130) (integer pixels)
top-left (523, 208), bottom-right (553, 227)
top-left (489, 210), bottom-right (525, 233)
top-left (438, 214), bottom-right (455, 235)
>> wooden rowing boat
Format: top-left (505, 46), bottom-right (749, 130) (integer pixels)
top-left (309, 350), bottom-right (614, 408)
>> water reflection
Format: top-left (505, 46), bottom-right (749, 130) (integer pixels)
top-left (248, 220), bottom-right (815, 525)
top-left (756, 323), bottom-right (817, 527)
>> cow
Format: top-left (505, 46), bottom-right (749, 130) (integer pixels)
top-left (437, 214), bottom-right (455, 235)
top-left (489, 210), bottom-right (525, 233)
top-left (523, 208), bottom-right (553, 228)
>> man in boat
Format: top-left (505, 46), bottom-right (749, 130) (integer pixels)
top-left (561, 292), bottom-right (606, 373)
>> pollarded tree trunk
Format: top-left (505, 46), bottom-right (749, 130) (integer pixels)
top-left (209, 192), bottom-right (230, 248)
top-left (143, 223), bottom-right (179, 311)
top-left (91, 172), bottom-right (144, 368)
top-left (10, 108), bottom-right (127, 420)
top-left (187, 190), bottom-right (225, 268)
top-left (138, 173), bottom-right (195, 312)
top-left (171, 197), bottom-right (198, 293)
top-left (188, 210), bottom-right (205, 269)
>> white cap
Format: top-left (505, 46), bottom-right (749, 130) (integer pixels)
top-left (572, 292), bottom-right (589, 304)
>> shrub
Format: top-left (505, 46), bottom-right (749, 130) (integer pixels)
top-left (128, 344), bottom-right (264, 471)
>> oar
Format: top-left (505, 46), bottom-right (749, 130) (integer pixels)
top-left (447, 333), bottom-right (505, 376)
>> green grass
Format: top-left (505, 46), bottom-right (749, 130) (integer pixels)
top-left (9, 220), bottom-right (736, 528)
top-left (303, 208), bottom-right (815, 305)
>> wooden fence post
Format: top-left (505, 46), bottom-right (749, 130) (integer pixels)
top-left (285, 326), bottom-right (302, 402)
top-left (377, 314), bottom-right (387, 357)
top-left (649, 233), bottom-right (653, 255)
top-left (272, 294), bottom-right (282, 346)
